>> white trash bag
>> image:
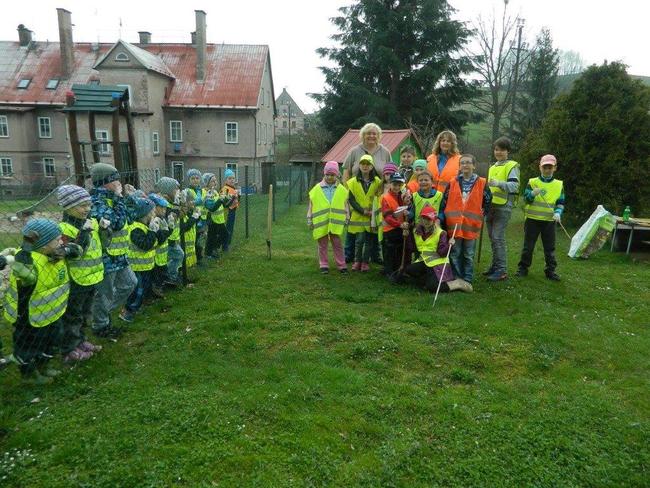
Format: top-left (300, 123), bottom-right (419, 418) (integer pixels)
top-left (568, 205), bottom-right (616, 259)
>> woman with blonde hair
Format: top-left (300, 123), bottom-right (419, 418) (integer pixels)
top-left (426, 130), bottom-right (462, 193)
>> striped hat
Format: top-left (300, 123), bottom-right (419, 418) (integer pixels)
top-left (187, 168), bottom-right (202, 179)
top-left (23, 218), bottom-right (61, 250)
top-left (202, 172), bottom-right (216, 187)
top-left (57, 185), bottom-right (91, 210)
top-left (155, 177), bottom-right (180, 197)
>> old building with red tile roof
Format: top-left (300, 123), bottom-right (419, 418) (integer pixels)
top-left (0, 9), bottom-right (276, 194)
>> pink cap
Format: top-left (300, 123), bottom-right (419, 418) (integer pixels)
top-left (324, 161), bottom-right (340, 176)
top-left (540, 154), bottom-right (557, 166)
top-left (383, 163), bottom-right (398, 175)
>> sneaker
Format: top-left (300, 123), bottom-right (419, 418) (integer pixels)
top-left (118, 309), bottom-right (134, 323)
top-left (64, 348), bottom-right (93, 363)
top-left (320, 267), bottom-right (329, 275)
top-left (546, 271), bottom-right (561, 281)
top-left (93, 325), bottom-right (123, 340)
top-left (482, 267), bottom-right (496, 276)
top-left (339, 268), bottom-right (348, 274)
top-left (352, 262), bottom-right (361, 271)
top-left (486, 271), bottom-right (507, 281)
top-left (360, 263), bottom-right (370, 272)
top-left (79, 341), bottom-right (102, 353)
top-left (0, 355), bottom-right (11, 370)
top-left (516, 268), bottom-right (528, 277)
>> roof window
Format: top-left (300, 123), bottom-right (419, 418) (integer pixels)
top-left (17, 79), bottom-right (31, 89)
top-left (46, 79), bottom-right (59, 90)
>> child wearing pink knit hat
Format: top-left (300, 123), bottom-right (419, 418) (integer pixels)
top-left (307, 161), bottom-right (350, 274)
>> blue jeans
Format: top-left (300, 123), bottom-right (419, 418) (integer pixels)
top-left (126, 270), bottom-right (152, 314)
top-left (354, 231), bottom-right (371, 263)
top-left (92, 266), bottom-right (137, 330)
top-left (449, 238), bottom-right (477, 282)
top-left (485, 206), bottom-right (512, 274)
top-left (344, 232), bottom-right (357, 263)
top-left (223, 209), bottom-right (237, 251)
top-left (167, 243), bottom-right (184, 281)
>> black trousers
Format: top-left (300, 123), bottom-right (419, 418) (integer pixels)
top-left (403, 261), bottom-right (449, 293)
top-left (518, 218), bottom-right (557, 273)
top-left (205, 221), bottom-right (227, 256)
top-left (383, 229), bottom-right (412, 276)
top-left (13, 319), bottom-right (62, 375)
top-left (60, 282), bottom-right (95, 354)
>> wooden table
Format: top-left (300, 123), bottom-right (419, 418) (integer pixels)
top-left (610, 217), bottom-right (650, 254)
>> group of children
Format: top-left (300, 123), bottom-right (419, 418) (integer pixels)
top-left (0, 163), bottom-right (239, 384)
top-left (308, 134), bottom-right (566, 294)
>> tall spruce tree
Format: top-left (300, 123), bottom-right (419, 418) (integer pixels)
top-left (313, 0), bottom-right (477, 143)
top-left (513, 28), bottom-right (559, 145)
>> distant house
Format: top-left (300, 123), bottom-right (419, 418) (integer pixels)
top-left (321, 129), bottom-right (424, 164)
top-left (0, 9), bottom-right (276, 195)
top-left (274, 88), bottom-right (305, 136)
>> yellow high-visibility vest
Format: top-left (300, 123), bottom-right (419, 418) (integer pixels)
top-left (308, 184), bottom-right (349, 240)
top-left (4, 250), bottom-right (70, 327)
top-left (128, 221), bottom-right (155, 272)
top-left (347, 176), bottom-right (382, 234)
top-left (524, 177), bottom-right (563, 221)
top-left (105, 198), bottom-right (129, 257)
top-left (59, 220), bottom-right (104, 286)
top-left (182, 216), bottom-right (197, 268)
top-left (414, 227), bottom-right (449, 268)
top-left (413, 191), bottom-right (443, 218)
top-left (488, 160), bottom-right (519, 205)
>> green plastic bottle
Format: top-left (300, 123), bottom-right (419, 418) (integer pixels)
top-left (623, 206), bottom-right (631, 222)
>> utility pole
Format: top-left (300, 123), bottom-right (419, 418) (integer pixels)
top-left (509, 17), bottom-right (525, 137)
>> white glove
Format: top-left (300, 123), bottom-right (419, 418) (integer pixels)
top-left (82, 219), bottom-right (94, 231)
top-left (149, 218), bottom-right (160, 232)
top-left (553, 213), bottom-right (561, 223)
top-left (173, 192), bottom-right (182, 205)
top-left (192, 209), bottom-right (201, 220)
top-left (532, 188), bottom-right (542, 196)
top-left (0, 247), bottom-right (17, 257)
top-left (158, 217), bottom-right (169, 231)
top-left (167, 213), bottom-right (176, 227)
top-left (99, 218), bottom-right (111, 229)
top-left (4, 255), bottom-right (15, 265)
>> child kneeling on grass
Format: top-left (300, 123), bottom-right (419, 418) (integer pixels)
top-left (397, 206), bottom-right (473, 293)
top-left (4, 219), bottom-right (83, 384)
top-left (516, 154), bottom-right (565, 281)
top-left (307, 161), bottom-right (350, 274)
top-left (57, 185), bottom-right (107, 362)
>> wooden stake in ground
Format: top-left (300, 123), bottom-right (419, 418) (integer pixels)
top-left (433, 223), bottom-right (458, 309)
top-left (267, 184), bottom-right (273, 259)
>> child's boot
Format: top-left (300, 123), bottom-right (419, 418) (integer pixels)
top-left (447, 279), bottom-right (474, 293)
top-left (352, 262), bottom-right (361, 271)
top-left (79, 341), bottom-right (102, 353)
top-left (360, 263), bottom-right (370, 272)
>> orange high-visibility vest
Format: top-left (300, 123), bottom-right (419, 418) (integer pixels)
top-left (444, 177), bottom-right (486, 240)
top-left (426, 153), bottom-right (460, 193)
top-left (381, 191), bottom-right (401, 234)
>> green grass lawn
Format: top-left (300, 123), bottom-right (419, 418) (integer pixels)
top-left (1, 206), bottom-right (648, 486)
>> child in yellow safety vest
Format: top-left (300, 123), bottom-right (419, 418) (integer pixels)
top-left (147, 193), bottom-right (173, 298)
top-left (307, 161), bottom-right (350, 274)
top-left (203, 172), bottom-right (232, 259)
top-left (179, 190), bottom-right (202, 271)
top-left (516, 154), bottom-right (565, 281)
top-left (121, 198), bottom-right (166, 322)
top-left (347, 154), bottom-right (382, 272)
top-left (57, 185), bottom-right (108, 362)
top-left (4, 218), bottom-right (83, 384)
top-left (154, 177), bottom-right (183, 286)
top-left (371, 163), bottom-right (398, 268)
top-left (221, 169), bottom-right (240, 252)
top-left (397, 206), bottom-right (472, 293)
top-left (186, 168), bottom-right (208, 266)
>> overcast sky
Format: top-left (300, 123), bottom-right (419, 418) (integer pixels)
top-left (1, 0), bottom-right (646, 113)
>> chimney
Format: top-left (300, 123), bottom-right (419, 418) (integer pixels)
top-left (138, 31), bottom-right (151, 45)
top-left (17, 24), bottom-right (33, 47)
top-left (195, 10), bottom-right (206, 83)
top-left (56, 8), bottom-right (74, 79)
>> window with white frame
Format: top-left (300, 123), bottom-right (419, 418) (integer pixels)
top-left (152, 131), bottom-right (160, 155)
top-left (0, 157), bottom-right (13, 176)
top-left (0, 116), bottom-right (8, 137)
top-left (172, 161), bottom-right (184, 182)
top-left (225, 122), bottom-right (238, 144)
top-left (96, 130), bottom-right (110, 154)
top-left (170, 120), bottom-right (183, 142)
top-left (38, 117), bottom-right (52, 138)
top-left (115, 52), bottom-right (130, 62)
top-left (225, 162), bottom-right (238, 180)
top-left (43, 157), bottom-right (55, 177)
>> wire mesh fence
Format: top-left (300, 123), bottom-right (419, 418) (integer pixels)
top-left (0, 164), bottom-right (311, 382)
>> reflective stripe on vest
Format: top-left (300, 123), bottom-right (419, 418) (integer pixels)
top-left (413, 191), bottom-right (442, 218)
top-left (128, 221), bottom-right (155, 272)
top-left (488, 160), bottom-right (519, 205)
top-left (308, 184), bottom-right (349, 240)
top-left (59, 220), bottom-right (104, 286)
top-left (444, 177), bottom-right (486, 240)
top-left (105, 198), bottom-right (129, 256)
top-left (3, 250), bottom-right (69, 327)
top-left (210, 206), bottom-right (225, 224)
top-left (155, 239), bottom-right (169, 266)
top-left (524, 178), bottom-right (563, 221)
top-left (414, 228), bottom-right (449, 268)
top-left (347, 177), bottom-right (382, 234)
top-left (183, 218), bottom-right (197, 268)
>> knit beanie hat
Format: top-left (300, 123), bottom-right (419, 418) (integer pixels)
top-left (132, 197), bottom-right (155, 221)
top-left (57, 184), bottom-right (91, 210)
top-left (383, 163), bottom-right (398, 175)
top-left (90, 163), bottom-right (120, 186)
top-left (22, 218), bottom-right (61, 250)
top-left (323, 161), bottom-right (339, 176)
top-left (413, 159), bottom-right (427, 171)
top-left (202, 172), bottom-right (216, 187)
top-left (224, 169), bottom-right (235, 179)
top-left (359, 154), bottom-right (374, 166)
top-left (155, 177), bottom-right (180, 197)
top-left (148, 193), bottom-right (170, 208)
top-left (187, 168), bottom-right (202, 179)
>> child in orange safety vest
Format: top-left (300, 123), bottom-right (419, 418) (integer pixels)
top-left (439, 153), bottom-right (491, 283)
